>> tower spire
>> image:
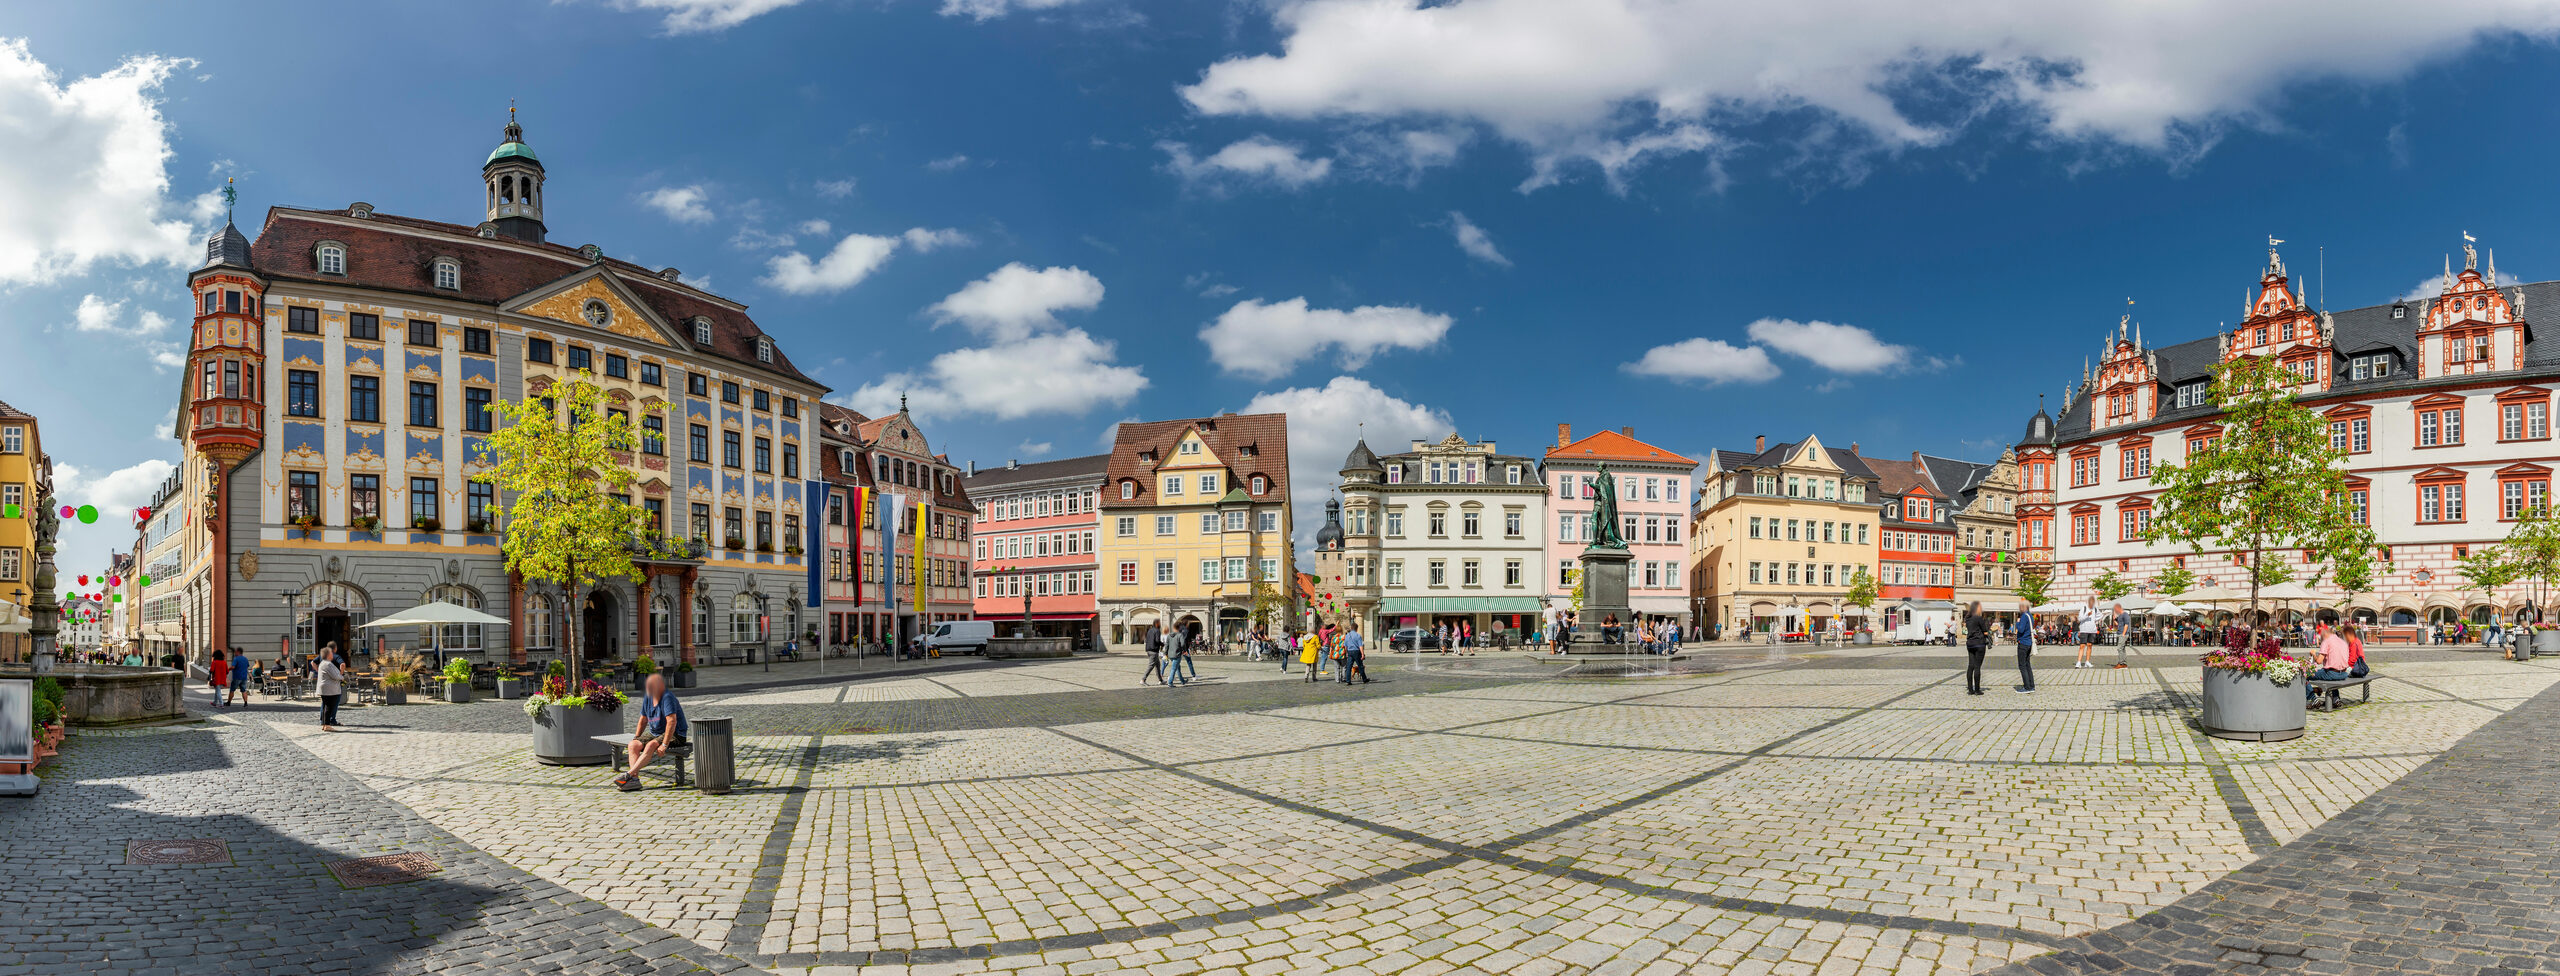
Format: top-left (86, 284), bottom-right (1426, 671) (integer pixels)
top-left (221, 176), bottom-right (236, 222)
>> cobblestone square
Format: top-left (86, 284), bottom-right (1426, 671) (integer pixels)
top-left (10, 649), bottom-right (2560, 975)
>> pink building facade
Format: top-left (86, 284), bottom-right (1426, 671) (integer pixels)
top-left (1541, 424), bottom-right (1699, 627)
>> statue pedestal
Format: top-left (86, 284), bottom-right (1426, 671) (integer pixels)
top-left (1573, 544), bottom-right (1639, 654)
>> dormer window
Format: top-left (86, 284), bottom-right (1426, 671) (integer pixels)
top-left (1119, 480), bottom-right (1135, 499)
top-left (692, 318), bottom-right (713, 345)
top-left (1250, 475), bottom-right (1267, 495)
top-left (2393, 304), bottom-right (2407, 320)
top-left (433, 259), bottom-right (460, 290)
top-left (839, 449), bottom-right (854, 471)
top-left (755, 337), bottom-right (773, 363)
top-left (316, 243), bottom-right (347, 275)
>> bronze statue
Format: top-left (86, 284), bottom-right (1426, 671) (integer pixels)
top-left (1589, 464), bottom-right (1626, 549)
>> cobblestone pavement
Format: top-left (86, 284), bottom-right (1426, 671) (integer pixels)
top-left (11, 647), bottom-right (2559, 975)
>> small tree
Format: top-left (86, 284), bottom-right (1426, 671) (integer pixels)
top-left (2145, 354), bottom-right (2377, 632)
top-left (2151, 563), bottom-right (2197, 598)
top-left (2012, 570), bottom-right (2052, 608)
top-left (1248, 579), bottom-right (1289, 633)
top-left (2089, 569), bottom-right (2134, 603)
top-left (2497, 506), bottom-right (2560, 625)
top-left (2456, 545), bottom-right (2518, 608)
top-left (1843, 565), bottom-right (1879, 633)
top-left (473, 373), bottom-right (650, 683)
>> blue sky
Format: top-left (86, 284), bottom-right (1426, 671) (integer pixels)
top-left (11, 0), bottom-right (2560, 583)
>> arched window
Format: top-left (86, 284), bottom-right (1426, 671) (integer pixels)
top-left (650, 596), bottom-right (672, 648)
top-left (1120, 480), bottom-right (1135, 500)
top-left (1250, 475), bottom-right (1267, 495)
top-left (433, 260), bottom-right (460, 290)
top-left (421, 584), bottom-right (483, 654)
top-left (524, 594), bottom-right (554, 650)
top-left (692, 318), bottom-right (714, 345)
top-left (316, 243), bottom-right (347, 275)
top-left (693, 596), bottom-right (713, 647)
top-left (731, 593), bottom-right (760, 645)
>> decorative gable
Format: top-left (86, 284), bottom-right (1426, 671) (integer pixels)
top-left (507, 271), bottom-right (676, 347)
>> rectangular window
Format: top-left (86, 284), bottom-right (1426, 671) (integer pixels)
top-left (1199, 473), bottom-right (1219, 494)
top-left (1428, 560), bottom-right (1446, 586)
top-left (463, 328), bottom-right (491, 355)
top-left (526, 338), bottom-right (553, 363)
top-left (687, 374), bottom-right (707, 396)
top-left (604, 353), bottom-right (628, 378)
top-left (1200, 560), bottom-right (1220, 583)
top-left (723, 431), bottom-right (742, 468)
top-left (1156, 560), bottom-right (1175, 584)
top-left (288, 471), bottom-right (319, 520)
top-left (470, 482), bottom-right (495, 527)
top-left (640, 362), bottom-right (662, 386)
top-left (1748, 561), bottom-right (1761, 584)
top-left (688, 425), bottom-right (710, 462)
top-left (1505, 511), bottom-right (1522, 537)
top-left (2447, 483), bottom-right (2465, 521)
top-left (1259, 511), bottom-right (1279, 532)
top-left (753, 389), bottom-right (771, 411)
top-left (408, 381), bottom-right (437, 426)
top-left (722, 381), bottom-right (741, 404)
top-left (1462, 560), bottom-right (1481, 586)
top-left (566, 346), bottom-right (591, 371)
top-left (782, 444), bottom-right (798, 478)
top-left (1116, 516), bottom-right (1136, 537)
top-left (2536, 403), bottom-right (2552, 440)
top-left (347, 312), bottom-right (378, 340)
top-left (1155, 515), bottom-right (1175, 535)
top-left (2506, 480), bottom-right (2528, 520)
top-left (287, 307), bottom-right (319, 334)
top-left (348, 474), bottom-right (381, 521)
top-left (754, 437), bottom-right (772, 473)
top-left (640, 414), bottom-right (664, 454)
top-left (691, 503), bottom-right (711, 541)
top-left (757, 511), bottom-right (774, 549)
top-left (283, 369), bottom-right (318, 418)
top-left (409, 320), bottom-right (436, 347)
top-left (410, 478), bottom-right (439, 524)
top-left (1120, 561), bottom-right (1139, 584)
top-left (1386, 510), bottom-right (1404, 537)
top-left (1505, 560), bottom-right (1523, 586)
top-left (724, 508), bottom-right (744, 545)
top-left (464, 388), bottom-right (492, 432)
top-left (343, 375), bottom-right (379, 423)
top-left (1749, 516), bottom-right (1761, 539)
top-left (2505, 403), bottom-right (2525, 440)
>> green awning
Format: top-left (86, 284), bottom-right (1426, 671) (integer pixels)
top-left (1378, 597), bottom-right (1547, 614)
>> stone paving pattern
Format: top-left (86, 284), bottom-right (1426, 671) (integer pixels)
top-left (6, 644), bottom-right (2557, 975)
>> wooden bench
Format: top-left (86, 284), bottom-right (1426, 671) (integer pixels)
top-left (607, 736), bottom-right (692, 787)
top-left (712, 650), bottom-right (749, 665)
top-left (2307, 675), bottom-right (2376, 713)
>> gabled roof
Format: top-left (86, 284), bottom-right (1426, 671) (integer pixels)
top-left (1710, 437), bottom-right (1877, 481)
top-left (0, 400), bottom-right (34, 420)
top-left (245, 206), bottom-right (820, 386)
top-left (1545, 428), bottom-right (1696, 466)
top-left (1864, 457), bottom-right (1941, 499)
top-left (1916, 454), bottom-right (1993, 504)
top-left (1102, 413), bottom-right (1289, 507)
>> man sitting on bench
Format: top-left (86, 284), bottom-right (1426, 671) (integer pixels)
top-left (2306, 622), bottom-right (2355, 699)
top-left (616, 673), bottom-right (687, 791)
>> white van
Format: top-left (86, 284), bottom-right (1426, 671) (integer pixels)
top-left (926, 620), bottom-right (995, 656)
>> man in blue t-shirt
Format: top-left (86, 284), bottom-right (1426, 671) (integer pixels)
top-left (616, 674), bottom-right (688, 791)
top-left (1338, 625), bottom-right (1370, 685)
top-left (2012, 602), bottom-right (2037, 694)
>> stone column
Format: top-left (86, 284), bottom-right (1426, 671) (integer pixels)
top-left (676, 566), bottom-right (698, 666)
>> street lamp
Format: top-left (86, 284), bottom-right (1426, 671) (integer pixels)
top-left (279, 591), bottom-right (298, 664)
top-left (754, 591), bottom-right (772, 672)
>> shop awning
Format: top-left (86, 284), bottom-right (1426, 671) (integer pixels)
top-left (1378, 597), bottom-right (1547, 614)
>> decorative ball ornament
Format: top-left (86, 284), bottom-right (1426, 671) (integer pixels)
top-left (2, 503), bottom-right (16, 518)
top-left (138, 575), bottom-right (152, 587)
top-left (77, 575), bottom-right (88, 586)
top-left (59, 505), bottom-right (74, 518)
top-left (76, 505), bottom-right (97, 524)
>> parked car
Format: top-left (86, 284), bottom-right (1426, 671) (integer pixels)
top-left (1385, 628), bottom-right (1443, 650)
top-left (925, 620), bottom-right (995, 656)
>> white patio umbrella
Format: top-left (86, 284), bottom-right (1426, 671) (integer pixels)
top-left (2030, 601), bottom-right (2075, 613)
top-left (2149, 601), bottom-right (2192, 616)
top-left (361, 601), bottom-right (509, 663)
top-left (2256, 581), bottom-right (2322, 601)
top-left (2109, 594), bottom-right (2159, 611)
top-left (2166, 585), bottom-right (2245, 604)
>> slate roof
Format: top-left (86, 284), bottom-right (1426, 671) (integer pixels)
top-left (0, 400), bottom-right (33, 420)
top-left (962, 454), bottom-right (1110, 493)
top-left (1340, 439), bottom-right (1381, 473)
top-left (243, 206), bottom-right (819, 387)
top-left (1101, 413), bottom-right (1289, 508)
top-left (1916, 454), bottom-right (2005, 515)
top-left (2047, 279), bottom-right (2560, 445)
top-left (1709, 439), bottom-right (1879, 481)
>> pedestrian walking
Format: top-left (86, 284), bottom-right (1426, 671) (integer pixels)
top-left (2111, 602), bottom-right (2133, 669)
top-left (1300, 629), bottom-right (1323, 682)
top-left (1340, 624), bottom-right (1371, 684)
top-left (1962, 601), bottom-right (1990, 695)
top-left (315, 644), bottom-right (346, 730)
top-left (226, 647), bottom-right (251, 706)
top-left (2012, 602), bottom-right (2037, 693)
top-left (207, 650), bottom-right (230, 707)
top-left (2073, 601), bottom-right (2099, 668)
top-left (1175, 628), bottom-right (1200, 683)
top-left (1143, 628), bottom-right (1169, 686)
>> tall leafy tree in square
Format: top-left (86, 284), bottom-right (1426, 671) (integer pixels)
top-left (2144, 355), bottom-right (2377, 629)
top-left (473, 372), bottom-right (649, 681)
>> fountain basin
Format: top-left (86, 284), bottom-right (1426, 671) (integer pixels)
top-left (0, 664), bottom-right (187, 727)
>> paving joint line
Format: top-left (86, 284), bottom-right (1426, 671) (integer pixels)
top-left (722, 733), bottom-right (825, 955)
top-left (2151, 669), bottom-right (2279, 856)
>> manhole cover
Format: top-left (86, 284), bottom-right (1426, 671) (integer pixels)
top-left (126, 839), bottom-right (231, 865)
top-left (328, 852), bottom-right (442, 889)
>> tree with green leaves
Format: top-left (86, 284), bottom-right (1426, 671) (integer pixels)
top-left (2089, 569), bottom-right (2134, 602)
top-left (2456, 545), bottom-right (2518, 606)
top-left (1843, 565), bottom-right (1878, 636)
top-left (2012, 570), bottom-right (2052, 608)
top-left (2491, 506), bottom-right (2560, 624)
top-left (1248, 578), bottom-right (1289, 632)
top-left (2150, 563), bottom-right (2197, 598)
top-left (472, 372), bottom-right (651, 683)
top-left (2143, 354), bottom-right (2378, 632)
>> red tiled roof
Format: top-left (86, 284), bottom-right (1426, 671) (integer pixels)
top-left (1101, 413), bottom-right (1290, 508)
top-left (1545, 428), bottom-right (1696, 465)
top-left (245, 207), bottom-right (818, 387)
top-left (1863, 456), bottom-right (1942, 499)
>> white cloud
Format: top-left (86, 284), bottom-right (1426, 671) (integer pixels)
top-left (49, 458), bottom-right (177, 570)
top-left (640, 184), bottom-right (714, 224)
top-left (1622, 338), bottom-right (1781, 385)
top-left (815, 178), bottom-right (856, 198)
top-left (1240, 376), bottom-right (1452, 548)
top-left (1016, 440), bottom-right (1055, 457)
top-left (926, 153), bottom-right (973, 171)
top-left (940, 0), bottom-right (1088, 21)
top-left (1200, 283), bottom-right (1238, 298)
top-left (0, 40), bottom-right (201, 286)
top-left (758, 226), bottom-right (968, 295)
top-left (843, 329), bottom-right (1145, 420)
top-left (1747, 318), bottom-right (1943, 373)
top-left (1160, 135), bottom-right (1334, 190)
top-left (1447, 211), bottom-right (1510, 267)
top-left (609, 0), bottom-right (808, 34)
top-left (1200, 297), bottom-right (1452, 380)
top-left (69, 292), bottom-right (183, 370)
top-left (928, 263), bottom-right (1105, 341)
top-left (795, 218), bottom-right (831, 235)
top-left (1179, 0), bottom-right (2560, 189)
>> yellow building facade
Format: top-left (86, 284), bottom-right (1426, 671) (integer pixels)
top-left (1687, 435), bottom-right (1883, 639)
top-left (0, 401), bottom-right (46, 660)
top-left (1095, 413), bottom-right (1292, 650)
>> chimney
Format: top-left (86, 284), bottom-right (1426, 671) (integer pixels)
top-left (1620, 426), bottom-right (1632, 437)
top-left (1851, 443), bottom-right (1859, 455)
top-left (1556, 423), bottom-right (1572, 447)
top-left (1754, 435), bottom-right (1765, 452)
top-left (1008, 459), bottom-right (1019, 470)
top-left (968, 460), bottom-right (978, 476)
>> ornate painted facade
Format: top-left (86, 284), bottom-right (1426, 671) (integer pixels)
top-left (175, 119), bottom-right (827, 666)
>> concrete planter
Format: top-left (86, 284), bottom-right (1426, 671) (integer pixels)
top-left (383, 685), bottom-right (408, 706)
top-left (1852, 633), bottom-right (1873, 646)
top-left (671, 670), bottom-right (696, 689)
top-left (443, 682), bottom-right (472, 704)
top-left (493, 678), bottom-right (524, 700)
top-left (2532, 631), bottom-right (2560, 660)
top-left (2198, 667), bottom-right (2306, 742)
top-left (530, 703), bottom-right (619, 766)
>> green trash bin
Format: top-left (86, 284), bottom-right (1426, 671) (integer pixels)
top-left (693, 716), bottom-right (734, 795)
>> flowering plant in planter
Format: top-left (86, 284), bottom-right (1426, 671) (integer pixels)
top-left (413, 515), bottom-right (442, 533)
top-left (2199, 630), bottom-right (2305, 686)
top-left (578, 679), bottom-right (627, 713)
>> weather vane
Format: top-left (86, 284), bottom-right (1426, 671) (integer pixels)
top-left (221, 176), bottom-right (236, 220)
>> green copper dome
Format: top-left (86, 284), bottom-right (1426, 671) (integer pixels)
top-left (486, 140), bottom-right (540, 166)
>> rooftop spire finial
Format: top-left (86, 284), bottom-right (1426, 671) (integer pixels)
top-left (220, 176), bottom-right (236, 222)
top-left (504, 99), bottom-right (523, 143)
top-left (899, 391), bottom-right (909, 413)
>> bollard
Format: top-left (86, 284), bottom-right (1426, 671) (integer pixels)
top-left (692, 716), bottom-right (735, 795)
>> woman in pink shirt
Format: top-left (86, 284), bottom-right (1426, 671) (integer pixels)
top-left (2306, 623), bottom-right (2355, 698)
